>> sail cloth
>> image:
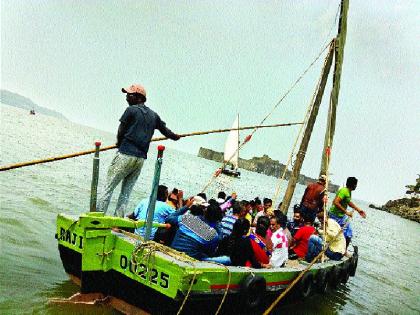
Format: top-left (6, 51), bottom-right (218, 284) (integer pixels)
top-left (223, 115), bottom-right (239, 169)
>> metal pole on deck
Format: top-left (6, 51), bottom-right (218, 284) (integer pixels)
top-left (144, 145), bottom-right (165, 241)
top-left (89, 141), bottom-right (101, 212)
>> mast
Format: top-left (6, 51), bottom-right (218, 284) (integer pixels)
top-left (320, 0), bottom-right (349, 175)
top-left (280, 42), bottom-right (335, 215)
top-left (237, 113), bottom-right (240, 170)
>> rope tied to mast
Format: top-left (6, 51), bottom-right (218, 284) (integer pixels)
top-left (201, 40), bottom-right (334, 193)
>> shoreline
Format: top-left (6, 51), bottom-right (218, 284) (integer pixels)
top-left (369, 198), bottom-right (420, 223)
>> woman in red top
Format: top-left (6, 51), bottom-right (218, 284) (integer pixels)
top-left (249, 216), bottom-right (271, 265)
top-left (290, 214), bottom-right (315, 259)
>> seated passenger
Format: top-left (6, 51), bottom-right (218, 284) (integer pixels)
top-left (253, 198), bottom-right (273, 226)
top-left (220, 201), bottom-right (241, 238)
top-left (239, 200), bottom-right (253, 230)
top-left (216, 191), bottom-right (226, 204)
top-left (249, 216), bottom-right (271, 265)
top-left (289, 213), bottom-right (315, 260)
top-left (167, 197), bottom-right (219, 260)
top-left (286, 205), bottom-right (303, 237)
top-left (269, 216), bottom-right (288, 268)
top-left (220, 192), bottom-right (237, 212)
top-left (128, 185), bottom-right (174, 239)
top-left (167, 188), bottom-right (183, 209)
top-left (213, 218), bottom-right (269, 268)
top-left (305, 210), bottom-right (346, 262)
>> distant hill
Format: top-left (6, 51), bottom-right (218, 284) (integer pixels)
top-left (0, 89), bottom-right (67, 120)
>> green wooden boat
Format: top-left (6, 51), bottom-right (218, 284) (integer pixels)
top-left (56, 211), bottom-right (358, 313)
top-left (55, 1), bottom-right (357, 312)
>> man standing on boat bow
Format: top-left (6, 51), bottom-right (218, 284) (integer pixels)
top-left (329, 177), bottom-right (367, 249)
top-left (97, 84), bottom-right (180, 217)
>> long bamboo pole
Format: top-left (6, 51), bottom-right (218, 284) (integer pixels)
top-left (0, 122), bottom-right (302, 172)
top-left (280, 41), bottom-right (335, 215)
top-left (320, 0), bottom-right (349, 175)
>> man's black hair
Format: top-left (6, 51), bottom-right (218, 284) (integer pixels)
top-left (232, 201), bottom-right (241, 215)
top-left (240, 200), bottom-right (249, 207)
top-left (254, 197), bottom-right (262, 205)
top-left (302, 212), bottom-right (315, 225)
top-left (231, 218), bottom-right (250, 238)
top-left (293, 204), bottom-right (301, 213)
top-left (256, 216), bottom-right (270, 237)
top-left (274, 212), bottom-right (288, 228)
top-left (249, 200), bottom-right (255, 206)
top-left (263, 198), bottom-right (272, 205)
top-left (157, 185), bottom-right (168, 202)
top-left (346, 177), bottom-right (358, 188)
top-left (190, 205), bottom-right (204, 216)
top-left (205, 203), bottom-right (223, 223)
top-left (197, 192), bottom-right (207, 201)
top-left (138, 93), bottom-right (147, 103)
top-left (217, 191), bottom-right (226, 200)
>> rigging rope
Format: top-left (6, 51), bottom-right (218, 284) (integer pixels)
top-left (262, 221), bottom-right (348, 315)
top-left (271, 39), bottom-right (335, 207)
top-left (201, 40), bottom-right (334, 194)
top-left (0, 122), bottom-right (300, 172)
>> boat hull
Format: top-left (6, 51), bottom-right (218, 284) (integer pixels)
top-left (56, 213), bottom-right (358, 313)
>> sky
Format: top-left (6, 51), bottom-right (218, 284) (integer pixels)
top-left (1, 0), bottom-right (419, 204)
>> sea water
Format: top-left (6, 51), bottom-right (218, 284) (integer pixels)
top-left (0, 104), bottom-right (419, 314)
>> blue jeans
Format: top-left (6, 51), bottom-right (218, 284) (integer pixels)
top-left (202, 256), bottom-right (231, 265)
top-left (305, 235), bottom-right (343, 262)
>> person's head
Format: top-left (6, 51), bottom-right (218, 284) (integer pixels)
top-left (217, 191), bottom-right (226, 200)
top-left (122, 84), bottom-right (147, 105)
top-left (263, 198), bottom-right (272, 211)
top-left (157, 185), bottom-right (168, 202)
top-left (270, 216), bottom-right (282, 232)
top-left (231, 218), bottom-right (250, 238)
top-left (275, 212), bottom-right (288, 229)
top-left (231, 200), bottom-right (241, 215)
top-left (168, 188), bottom-right (178, 203)
top-left (256, 216), bottom-right (270, 237)
top-left (302, 212), bottom-right (315, 226)
top-left (190, 195), bottom-right (209, 216)
top-left (239, 200), bottom-right (249, 218)
top-left (205, 203), bottom-right (223, 223)
top-left (255, 198), bottom-right (263, 211)
top-left (231, 192), bottom-right (238, 200)
top-left (318, 174), bottom-right (327, 185)
top-left (316, 210), bottom-right (325, 222)
top-left (346, 177), bottom-right (358, 190)
top-left (190, 205), bottom-right (204, 216)
top-left (293, 211), bottom-right (302, 223)
top-left (249, 200), bottom-right (256, 209)
top-left (197, 192), bottom-right (207, 201)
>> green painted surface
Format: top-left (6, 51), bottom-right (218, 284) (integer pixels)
top-left (56, 213), bottom-right (342, 300)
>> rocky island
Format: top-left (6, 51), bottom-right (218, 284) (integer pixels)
top-left (370, 175), bottom-right (420, 223)
top-left (198, 147), bottom-right (339, 193)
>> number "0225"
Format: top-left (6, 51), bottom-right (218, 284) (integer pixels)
top-left (120, 255), bottom-right (170, 289)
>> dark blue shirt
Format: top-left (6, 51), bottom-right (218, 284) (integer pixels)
top-left (118, 104), bottom-right (177, 159)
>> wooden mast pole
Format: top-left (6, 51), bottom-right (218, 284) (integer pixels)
top-left (280, 41), bottom-right (335, 215)
top-left (320, 0), bottom-right (349, 175)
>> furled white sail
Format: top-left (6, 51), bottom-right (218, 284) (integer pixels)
top-left (224, 115), bottom-right (239, 169)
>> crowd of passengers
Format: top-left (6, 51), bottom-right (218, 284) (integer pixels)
top-left (127, 175), bottom-right (366, 268)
